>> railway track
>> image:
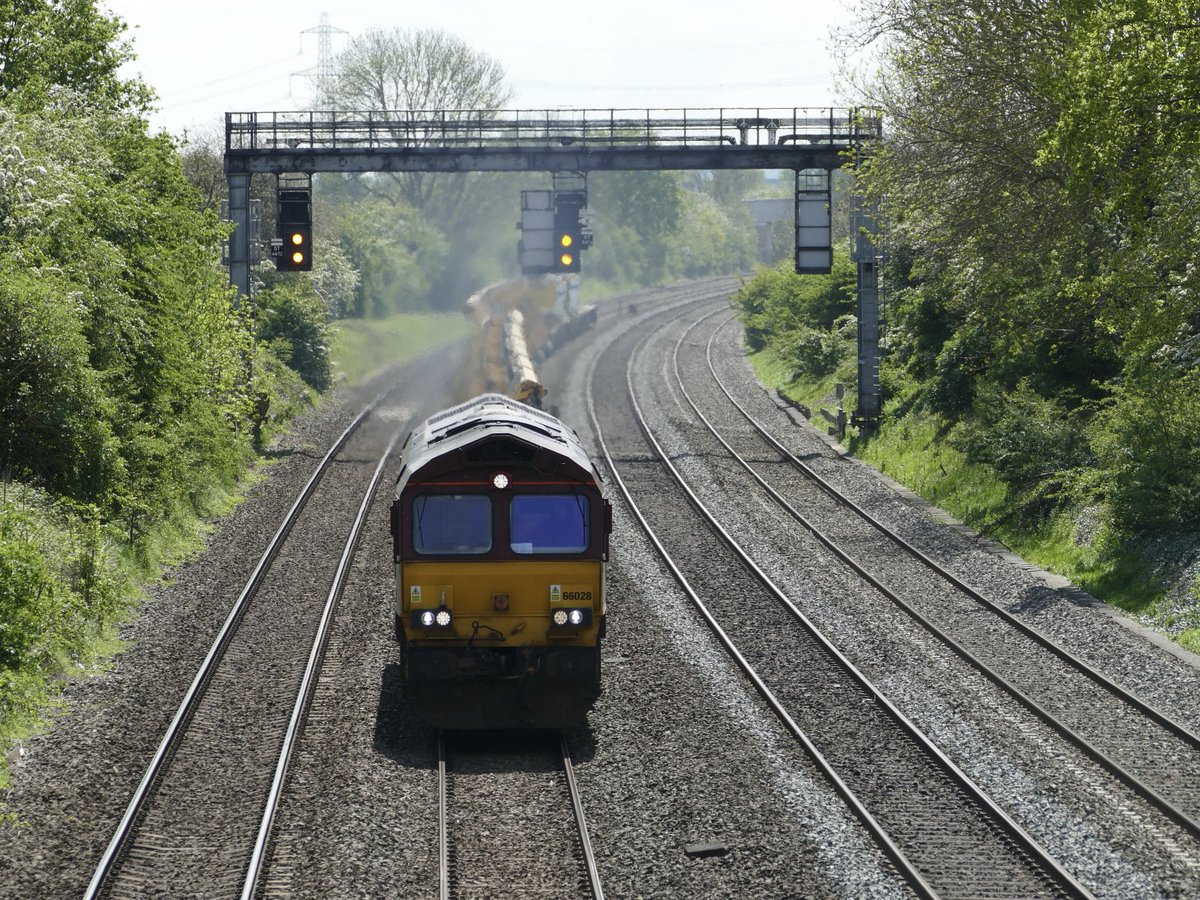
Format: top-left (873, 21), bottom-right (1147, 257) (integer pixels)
top-left (672, 309), bottom-right (1200, 841)
top-left (587, 293), bottom-right (1094, 899)
top-left (84, 392), bottom-right (409, 899)
top-left (437, 731), bottom-right (603, 900)
top-left (54, 276), bottom-right (1193, 898)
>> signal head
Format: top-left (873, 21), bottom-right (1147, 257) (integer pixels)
top-left (277, 225), bottom-right (313, 272)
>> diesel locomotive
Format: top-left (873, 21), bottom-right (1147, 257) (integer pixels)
top-left (390, 393), bottom-right (610, 728)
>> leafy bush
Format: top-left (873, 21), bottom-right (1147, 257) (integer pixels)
top-left (738, 264), bottom-right (798, 350)
top-left (1090, 369), bottom-right (1200, 532)
top-left (736, 253), bottom-right (856, 355)
top-left (0, 529), bottom-right (51, 672)
top-left (0, 267), bottom-right (121, 504)
top-left (949, 380), bottom-right (1092, 523)
top-left (777, 326), bottom-right (849, 378)
top-left (0, 488), bottom-right (125, 725)
top-left (926, 320), bottom-right (994, 419)
top-left (256, 279), bottom-right (332, 392)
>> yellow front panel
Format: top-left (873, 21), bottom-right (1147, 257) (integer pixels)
top-left (399, 560), bottom-right (604, 646)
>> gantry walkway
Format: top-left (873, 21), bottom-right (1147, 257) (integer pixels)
top-left (223, 107), bottom-right (879, 173)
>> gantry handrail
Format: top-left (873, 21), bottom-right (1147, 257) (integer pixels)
top-left (226, 107), bottom-right (881, 153)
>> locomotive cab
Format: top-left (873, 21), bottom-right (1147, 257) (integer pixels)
top-left (391, 394), bottom-right (610, 729)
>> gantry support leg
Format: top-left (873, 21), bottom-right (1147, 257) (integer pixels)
top-left (227, 172), bottom-right (251, 300)
top-left (852, 189), bottom-right (881, 428)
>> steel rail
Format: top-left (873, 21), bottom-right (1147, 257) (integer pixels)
top-left (671, 309), bottom-right (1200, 840)
top-left (561, 732), bottom-right (605, 900)
top-left (84, 387), bottom-right (396, 900)
top-left (435, 733), bottom-right (604, 900)
top-left (438, 733), bottom-right (450, 900)
top-left (709, 311), bottom-right (1200, 749)
top-left (582, 299), bottom-right (937, 900)
top-left (596, 301), bottom-right (1094, 899)
top-left (240, 426), bottom-right (406, 899)
top-left (425, 289), bottom-right (731, 900)
top-left (701, 312), bottom-right (1200, 749)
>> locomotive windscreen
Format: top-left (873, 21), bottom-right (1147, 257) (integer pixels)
top-left (413, 495), bottom-right (492, 554)
top-left (510, 494), bottom-right (589, 554)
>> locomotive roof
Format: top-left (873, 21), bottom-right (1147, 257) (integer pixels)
top-left (395, 393), bottom-right (599, 494)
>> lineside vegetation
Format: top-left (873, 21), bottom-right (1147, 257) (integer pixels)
top-left (740, 0), bottom-right (1200, 652)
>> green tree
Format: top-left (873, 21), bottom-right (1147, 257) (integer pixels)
top-left (2, 99), bottom-right (252, 526)
top-left (0, 267), bottom-right (119, 500)
top-left (318, 28), bottom-right (517, 305)
top-left (587, 171), bottom-right (685, 284)
top-left (321, 27), bottom-right (511, 217)
top-left (0, 0), bottom-right (151, 112)
top-left (309, 238), bottom-right (360, 320)
top-left (1041, 0), bottom-right (1200, 369)
top-left (842, 0), bottom-right (1200, 536)
top-left (668, 191), bottom-right (756, 278)
top-left (333, 195), bottom-right (447, 317)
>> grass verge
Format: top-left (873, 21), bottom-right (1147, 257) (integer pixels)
top-left (0, 472), bottom-right (256, 791)
top-left (747, 344), bottom-right (853, 418)
top-left (329, 312), bottom-right (472, 385)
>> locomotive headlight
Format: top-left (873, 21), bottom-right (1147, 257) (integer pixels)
top-left (420, 610), bottom-right (435, 627)
top-left (493, 472), bottom-right (510, 489)
top-left (551, 608), bottom-right (590, 628)
top-left (435, 609), bottom-right (452, 627)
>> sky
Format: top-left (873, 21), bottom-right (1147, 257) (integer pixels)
top-left (100, 1), bottom-right (865, 137)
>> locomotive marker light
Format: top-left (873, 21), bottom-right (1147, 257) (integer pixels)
top-left (550, 608), bottom-right (592, 629)
top-left (415, 607), bottom-right (454, 629)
